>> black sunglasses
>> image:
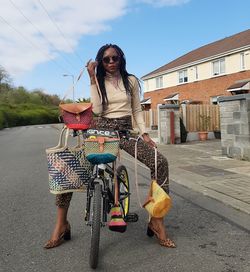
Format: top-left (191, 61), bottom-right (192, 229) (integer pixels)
top-left (102, 55), bottom-right (120, 64)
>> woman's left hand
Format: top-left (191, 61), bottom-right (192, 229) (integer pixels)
top-left (142, 133), bottom-right (157, 148)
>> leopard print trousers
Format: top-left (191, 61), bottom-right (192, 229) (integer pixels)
top-left (55, 116), bottom-right (169, 208)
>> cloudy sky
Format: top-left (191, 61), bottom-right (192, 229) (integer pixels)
top-left (0, 0), bottom-right (249, 99)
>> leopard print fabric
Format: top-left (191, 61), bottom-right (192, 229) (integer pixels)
top-left (91, 115), bottom-right (133, 131)
top-left (55, 191), bottom-right (73, 208)
top-left (119, 137), bottom-right (169, 192)
top-left (55, 116), bottom-right (169, 208)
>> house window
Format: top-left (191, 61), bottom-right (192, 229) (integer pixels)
top-left (240, 53), bottom-right (245, 70)
top-left (210, 96), bottom-right (219, 105)
top-left (179, 69), bottom-right (188, 83)
top-left (195, 66), bottom-right (198, 80)
top-left (156, 76), bottom-right (163, 88)
top-left (212, 58), bottom-right (225, 76)
top-left (144, 80), bottom-right (149, 91)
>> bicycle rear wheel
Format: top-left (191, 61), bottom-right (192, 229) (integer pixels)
top-left (89, 182), bottom-right (102, 269)
top-left (117, 165), bottom-right (130, 218)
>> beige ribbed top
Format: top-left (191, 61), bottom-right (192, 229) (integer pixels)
top-left (90, 75), bottom-right (146, 134)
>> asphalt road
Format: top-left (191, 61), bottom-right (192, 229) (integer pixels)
top-left (0, 125), bottom-right (249, 272)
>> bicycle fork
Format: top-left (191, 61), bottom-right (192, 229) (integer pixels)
top-left (85, 167), bottom-right (112, 227)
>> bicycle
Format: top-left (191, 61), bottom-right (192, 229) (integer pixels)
top-left (81, 128), bottom-right (138, 269)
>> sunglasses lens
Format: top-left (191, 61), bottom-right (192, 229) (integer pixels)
top-left (102, 56), bottom-right (120, 64)
top-left (103, 57), bottom-right (110, 64)
top-left (112, 56), bottom-right (119, 62)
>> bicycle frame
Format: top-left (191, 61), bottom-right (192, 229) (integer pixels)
top-left (77, 128), bottom-right (136, 269)
top-left (82, 128), bottom-right (131, 225)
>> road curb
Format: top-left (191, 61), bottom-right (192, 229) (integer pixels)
top-left (170, 180), bottom-right (250, 233)
top-left (171, 177), bottom-right (250, 215)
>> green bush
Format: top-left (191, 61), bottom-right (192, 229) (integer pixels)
top-left (0, 103), bottom-right (60, 129)
top-left (0, 111), bottom-right (5, 129)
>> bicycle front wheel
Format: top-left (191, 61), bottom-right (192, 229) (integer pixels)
top-left (117, 165), bottom-right (130, 219)
top-left (89, 182), bottom-right (102, 269)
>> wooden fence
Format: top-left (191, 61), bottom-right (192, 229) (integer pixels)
top-left (143, 110), bottom-right (158, 128)
top-left (183, 104), bottom-right (220, 132)
top-left (141, 104), bottom-right (220, 132)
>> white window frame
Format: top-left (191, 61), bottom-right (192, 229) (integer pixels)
top-left (240, 53), bottom-right (245, 70)
top-left (144, 80), bottom-right (149, 91)
top-left (178, 69), bottom-right (188, 83)
top-left (210, 96), bottom-right (219, 105)
top-left (155, 76), bottom-right (163, 89)
top-left (212, 58), bottom-right (225, 76)
top-left (195, 66), bottom-right (198, 80)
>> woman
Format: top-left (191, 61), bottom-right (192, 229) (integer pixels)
top-left (44, 44), bottom-right (176, 249)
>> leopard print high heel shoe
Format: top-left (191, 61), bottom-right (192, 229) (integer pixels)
top-left (147, 221), bottom-right (176, 248)
top-left (44, 222), bottom-right (71, 249)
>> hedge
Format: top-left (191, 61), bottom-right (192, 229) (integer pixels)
top-left (0, 103), bottom-right (60, 129)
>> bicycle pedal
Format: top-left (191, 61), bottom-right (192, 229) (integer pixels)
top-left (125, 213), bottom-right (139, 222)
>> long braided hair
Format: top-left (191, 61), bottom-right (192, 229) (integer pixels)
top-left (95, 44), bottom-right (141, 111)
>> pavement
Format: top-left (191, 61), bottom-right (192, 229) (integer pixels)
top-left (152, 134), bottom-right (250, 217)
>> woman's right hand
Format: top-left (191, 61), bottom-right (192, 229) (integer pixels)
top-left (86, 59), bottom-right (98, 79)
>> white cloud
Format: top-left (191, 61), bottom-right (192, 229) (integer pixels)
top-left (0, 0), bottom-right (127, 76)
top-left (0, 0), bottom-right (189, 77)
top-left (137, 0), bottom-right (190, 7)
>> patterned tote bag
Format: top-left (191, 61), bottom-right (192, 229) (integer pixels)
top-left (46, 127), bottom-right (92, 194)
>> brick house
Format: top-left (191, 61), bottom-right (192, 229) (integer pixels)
top-left (141, 29), bottom-right (250, 110)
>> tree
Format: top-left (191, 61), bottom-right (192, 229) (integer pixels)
top-left (0, 66), bottom-right (11, 85)
top-left (31, 89), bottom-right (61, 105)
top-left (7, 87), bottom-right (30, 104)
